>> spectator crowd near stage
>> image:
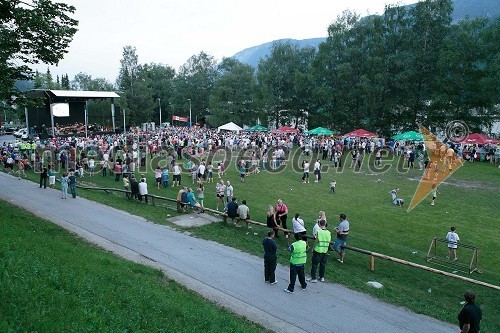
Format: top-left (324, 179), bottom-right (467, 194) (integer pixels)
top-left (1, 124), bottom-right (498, 180)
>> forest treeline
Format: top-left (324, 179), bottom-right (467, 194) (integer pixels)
top-left (29, 0), bottom-right (500, 136)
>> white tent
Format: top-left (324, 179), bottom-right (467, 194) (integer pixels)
top-left (217, 122), bottom-right (243, 133)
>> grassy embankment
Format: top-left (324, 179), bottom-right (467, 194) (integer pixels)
top-left (0, 200), bottom-right (267, 332)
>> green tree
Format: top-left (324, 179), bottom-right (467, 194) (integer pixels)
top-left (33, 70), bottom-right (43, 89)
top-left (209, 57), bottom-right (257, 126)
top-left (312, 11), bottom-right (360, 133)
top-left (257, 41), bottom-right (316, 129)
top-left (70, 72), bottom-right (115, 125)
top-left (116, 46), bottom-right (152, 125)
top-left (61, 73), bottom-right (70, 90)
top-left (141, 63), bottom-right (176, 125)
top-left (172, 51), bottom-right (218, 125)
top-left (45, 67), bottom-right (54, 89)
top-left (0, 0), bottom-right (78, 101)
top-left (477, 17), bottom-right (500, 133)
top-left (404, 0), bottom-right (453, 127)
top-left (435, 17), bottom-right (492, 131)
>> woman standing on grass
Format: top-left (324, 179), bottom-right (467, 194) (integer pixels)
top-left (266, 205), bottom-right (279, 238)
top-left (275, 199), bottom-right (289, 238)
top-left (215, 180), bottom-right (225, 211)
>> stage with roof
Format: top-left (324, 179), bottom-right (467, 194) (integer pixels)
top-left (26, 89), bottom-right (120, 138)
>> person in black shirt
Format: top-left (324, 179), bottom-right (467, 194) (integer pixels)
top-left (130, 175), bottom-right (139, 200)
top-left (224, 197), bottom-right (239, 225)
top-left (262, 230), bottom-right (278, 284)
top-left (458, 290), bottom-right (482, 333)
top-left (39, 166), bottom-right (48, 189)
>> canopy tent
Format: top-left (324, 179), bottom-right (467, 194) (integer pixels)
top-left (307, 127), bottom-right (334, 136)
top-left (272, 126), bottom-right (298, 134)
top-left (343, 128), bottom-right (378, 138)
top-left (392, 131), bottom-right (424, 141)
top-left (462, 133), bottom-right (499, 145)
top-left (217, 122), bottom-right (243, 133)
top-left (247, 125), bottom-right (268, 132)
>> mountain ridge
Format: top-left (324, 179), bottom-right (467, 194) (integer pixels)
top-left (232, 0), bottom-right (499, 68)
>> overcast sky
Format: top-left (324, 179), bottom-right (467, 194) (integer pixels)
top-left (36, 0), bottom-right (416, 83)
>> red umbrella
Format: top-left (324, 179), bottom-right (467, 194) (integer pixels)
top-left (272, 126), bottom-right (298, 134)
top-left (462, 133), bottom-right (499, 145)
top-left (343, 128), bottom-right (378, 138)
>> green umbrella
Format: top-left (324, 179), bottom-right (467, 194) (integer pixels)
top-left (307, 127), bottom-right (334, 136)
top-left (392, 131), bottom-right (424, 141)
top-left (247, 125), bottom-right (268, 132)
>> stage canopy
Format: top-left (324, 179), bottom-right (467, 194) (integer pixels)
top-left (26, 89), bottom-right (120, 137)
top-left (27, 89), bottom-right (120, 100)
top-left (217, 122), bottom-right (243, 133)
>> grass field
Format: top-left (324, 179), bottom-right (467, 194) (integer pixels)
top-left (0, 200), bottom-right (267, 332)
top-left (3, 148), bottom-right (499, 332)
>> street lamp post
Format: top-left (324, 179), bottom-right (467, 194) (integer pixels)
top-left (188, 98), bottom-right (192, 127)
top-left (157, 98), bottom-right (162, 128)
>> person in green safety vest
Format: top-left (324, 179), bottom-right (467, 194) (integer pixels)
top-left (308, 220), bottom-right (331, 282)
top-left (284, 233), bottom-right (308, 294)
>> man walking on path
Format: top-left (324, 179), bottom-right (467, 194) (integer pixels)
top-left (334, 214), bottom-right (349, 263)
top-left (284, 234), bottom-right (307, 294)
top-left (309, 220), bottom-right (331, 282)
top-left (262, 230), bottom-right (278, 284)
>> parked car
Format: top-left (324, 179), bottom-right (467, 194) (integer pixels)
top-left (13, 127), bottom-right (27, 138)
top-left (1, 126), bottom-right (17, 135)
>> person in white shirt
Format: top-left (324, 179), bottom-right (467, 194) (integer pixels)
top-left (292, 213), bottom-right (307, 235)
top-left (313, 159), bottom-right (321, 182)
top-left (88, 157), bottom-right (95, 176)
top-left (197, 162), bottom-right (206, 181)
top-left (138, 178), bottom-right (148, 204)
top-left (226, 181), bottom-right (233, 203)
top-left (333, 214), bottom-right (350, 263)
top-left (446, 226), bottom-right (460, 261)
top-left (237, 199), bottom-right (251, 229)
top-left (172, 162), bottom-right (182, 187)
top-left (292, 212), bottom-right (307, 247)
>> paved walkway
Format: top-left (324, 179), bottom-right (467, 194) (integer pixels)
top-left (0, 172), bottom-right (456, 333)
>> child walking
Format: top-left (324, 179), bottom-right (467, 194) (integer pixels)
top-left (330, 179), bottom-right (336, 193)
top-left (431, 183), bottom-right (440, 206)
